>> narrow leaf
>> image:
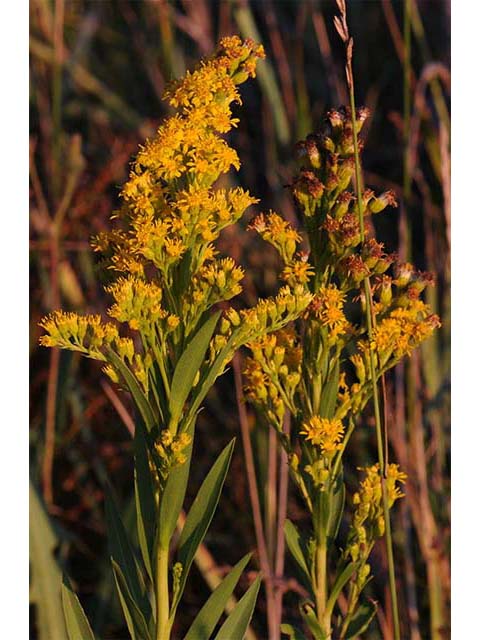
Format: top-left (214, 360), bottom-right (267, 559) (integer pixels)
top-left (172, 439), bottom-right (236, 612)
top-left (186, 331), bottom-right (238, 424)
top-left (111, 559), bottom-right (151, 640)
top-left (280, 624), bottom-right (308, 640)
top-left (183, 553), bottom-right (251, 640)
top-left (158, 422), bottom-right (194, 547)
top-left (29, 481), bottom-right (68, 640)
top-left (326, 562), bottom-right (357, 617)
top-left (327, 470), bottom-right (345, 544)
top-left (106, 348), bottom-right (157, 431)
top-left (169, 311), bottom-right (221, 428)
top-left (214, 575), bottom-right (261, 640)
top-left (319, 359), bottom-right (339, 418)
top-left (284, 519), bottom-right (312, 594)
top-left (105, 486), bottom-right (149, 618)
top-left (300, 601), bottom-right (327, 640)
top-left (344, 599), bottom-right (377, 639)
top-left (134, 423), bottom-right (156, 583)
top-left (61, 575), bottom-right (95, 640)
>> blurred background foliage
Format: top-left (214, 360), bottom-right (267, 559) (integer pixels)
top-left (30, 1), bottom-right (450, 638)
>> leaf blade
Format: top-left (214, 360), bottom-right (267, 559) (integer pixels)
top-left (183, 553), bottom-right (252, 640)
top-left (214, 575), bottom-right (261, 640)
top-left (61, 575), bottom-right (96, 640)
top-left (169, 311), bottom-right (221, 428)
top-left (172, 439), bottom-right (236, 612)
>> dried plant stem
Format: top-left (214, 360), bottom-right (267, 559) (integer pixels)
top-left (334, 2), bottom-right (401, 636)
top-left (274, 412), bottom-right (290, 628)
top-left (266, 426), bottom-right (278, 567)
top-left (403, 0), bottom-right (412, 254)
top-left (233, 354), bottom-right (279, 640)
top-left (349, 77), bottom-right (401, 640)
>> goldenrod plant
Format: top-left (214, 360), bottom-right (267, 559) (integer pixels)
top-left (243, 107), bottom-right (439, 638)
top-left (39, 37), bottom-right (312, 640)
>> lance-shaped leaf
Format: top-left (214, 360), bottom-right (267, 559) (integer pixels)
top-left (169, 311), bottom-right (221, 429)
top-left (327, 469), bottom-right (345, 545)
top-left (214, 574), bottom-right (261, 640)
top-left (183, 553), bottom-right (251, 640)
top-left (284, 519), bottom-right (312, 595)
top-left (29, 481), bottom-right (68, 640)
top-left (104, 486), bottom-right (150, 622)
top-left (185, 330), bottom-right (238, 425)
top-left (158, 422), bottom-right (194, 547)
top-left (280, 624), bottom-right (308, 640)
top-left (61, 575), bottom-right (95, 640)
top-left (134, 422), bottom-right (156, 583)
top-left (300, 601), bottom-right (327, 640)
top-left (325, 561), bottom-right (358, 619)
top-left (171, 439), bottom-right (236, 613)
top-left (319, 358), bottom-right (339, 419)
top-left (344, 599), bottom-right (377, 639)
top-left (106, 348), bottom-right (157, 431)
top-left (111, 559), bottom-right (151, 640)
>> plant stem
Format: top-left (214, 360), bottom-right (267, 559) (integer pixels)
top-left (345, 41), bottom-right (401, 640)
top-left (315, 538), bottom-right (329, 635)
top-left (156, 543), bottom-right (170, 640)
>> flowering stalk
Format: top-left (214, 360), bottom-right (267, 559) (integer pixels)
top-left (244, 103), bottom-right (439, 640)
top-left (334, 1), bottom-right (400, 636)
top-left (40, 37), bottom-right (313, 640)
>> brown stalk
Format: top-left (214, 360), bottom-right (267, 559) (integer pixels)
top-left (264, 0), bottom-right (297, 123)
top-left (273, 411), bottom-right (290, 629)
top-left (311, 3), bottom-right (347, 105)
top-left (266, 426), bottom-right (278, 568)
top-left (233, 353), bottom-right (279, 640)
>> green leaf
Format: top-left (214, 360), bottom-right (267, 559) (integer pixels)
top-left (344, 599), bottom-right (377, 639)
top-left (172, 439), bottom-right (236, 613)
top-left (280, 624), bottom-right (308, 640)
top-left (327, 470), bottom-right (345, 544)
top-left (111, 559), bottom-right (151, 640)
top-left (284, 519), bottom-right (312, 594)
top-left (29, 481), bottom-right (68, 640)
top-left (325, 562), bottom-right (357, 617)
top-left (169, 311), bottom-right (221, 428)
top-left (61, 575), bottom-right (95, 640)
top-left (186, 331), bottom-right (238, 425)
top-left (319, 359), bottom-right (339, 419)
top-left (158, 421), bottom-right (195, 547)
top-left (214, 575), bottom-right (261, 640)
top-left (106, 348), bottom-right (157, 431)
top-left (299, 601), bottom-right (327, 640)
top-left (184, 553), bottom-right (251, 640)
top-left (134, 423), bottom-right (156, 583)
top-left (105, 486), bottom-right (150, 619)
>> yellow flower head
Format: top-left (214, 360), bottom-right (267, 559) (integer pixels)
top-left (300, 416), bottom-right (345, 457)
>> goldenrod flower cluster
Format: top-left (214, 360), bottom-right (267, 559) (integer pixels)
top-left (40, 38), bottom-right (314, 449)
top-left (344, 464), bottom-right (407, 592)
top-left (243, 107), bottom-right (440, 477)
top-left (300, 416), bottom-right (345, 458)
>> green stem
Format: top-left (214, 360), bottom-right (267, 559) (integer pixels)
top-left (315, 538), bottom-right (329, 635)
top-left (156, 543), bottom-right (170, 640)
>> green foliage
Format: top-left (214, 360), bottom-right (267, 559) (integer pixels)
top-left (214, 575), bottom-right (262, 640)
top-left (29, 482), bottom-right (68, 640)
top-left (62, 575), bottom-right (96, 640)
top-left (184, 553), bottom-right (252, 640)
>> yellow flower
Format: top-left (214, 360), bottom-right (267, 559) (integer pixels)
top-left (300, 416), bottom-right (345, 457)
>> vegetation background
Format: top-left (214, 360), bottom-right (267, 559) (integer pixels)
top-left (29, 1), bottom-right (450, 638)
